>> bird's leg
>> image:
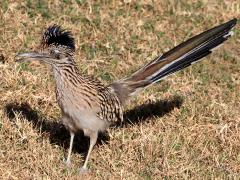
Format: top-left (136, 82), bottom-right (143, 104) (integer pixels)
top-left (65, 131), bottom-right (74, 167)
top-left (79, 130), bottom-right (98, 172)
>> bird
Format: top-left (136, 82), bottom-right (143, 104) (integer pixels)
top-left (16, 18), bottom-right (237, 172)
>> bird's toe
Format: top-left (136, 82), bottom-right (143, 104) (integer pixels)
top-left (78, 166), bottom-right (91, 174)
top-left (63, 159), bottom-right (71, 167)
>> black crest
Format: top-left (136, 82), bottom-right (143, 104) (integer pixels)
top-left (41, 25), bottom-right (75, 50)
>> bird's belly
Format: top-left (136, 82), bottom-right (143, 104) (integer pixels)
top-left (60, 99), bottom-right (109, 133)
top-left (73, 109), bottom-right (108, 132)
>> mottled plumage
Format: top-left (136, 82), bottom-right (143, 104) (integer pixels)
top-left (16, 18), bottom-right (237, 172)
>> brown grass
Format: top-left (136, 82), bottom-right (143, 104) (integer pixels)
top-left (0, 0), bottom-right (239, 179)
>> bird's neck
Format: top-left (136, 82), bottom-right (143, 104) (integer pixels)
top-left (53, 62), bottom-right (77, 78)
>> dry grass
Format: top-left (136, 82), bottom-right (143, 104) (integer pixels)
top-left (0, 0), bottom-right (240, 179)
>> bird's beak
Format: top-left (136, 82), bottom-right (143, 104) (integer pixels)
top-left (15, 52), bottom-right (51, 62)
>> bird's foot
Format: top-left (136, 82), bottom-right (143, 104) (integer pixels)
top-left (63, 159), bottom-right (71, 168)
top-left (78, 166), bottom-right (90, 174)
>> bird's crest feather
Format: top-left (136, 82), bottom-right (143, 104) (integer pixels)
top-left (41, 25), bottom-right (75, 50)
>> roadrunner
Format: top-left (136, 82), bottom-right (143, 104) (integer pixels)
top-left (16, 18), bottom-right (237, 172)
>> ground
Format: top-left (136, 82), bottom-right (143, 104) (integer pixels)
top-left (0, 0), bottom-right (239, 179)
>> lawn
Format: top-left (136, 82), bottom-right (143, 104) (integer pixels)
top-left (0, 0), bottom-right (239, 179)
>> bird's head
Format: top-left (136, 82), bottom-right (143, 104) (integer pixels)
top-left (16, 25), bottom-right (75, 66)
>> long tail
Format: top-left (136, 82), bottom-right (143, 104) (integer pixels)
top-left (110, 18), bottom-right (237, 104)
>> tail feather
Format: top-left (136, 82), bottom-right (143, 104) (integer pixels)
top-left (110, 18), bottom-right (237, 104)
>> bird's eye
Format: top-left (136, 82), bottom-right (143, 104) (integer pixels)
top-left (51, 49), bottom-right (60, 59)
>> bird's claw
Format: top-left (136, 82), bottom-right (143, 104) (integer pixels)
top-left (63, 159), bottom-right (71, 167)
top-left (79, 166), bottom-right (90, 174)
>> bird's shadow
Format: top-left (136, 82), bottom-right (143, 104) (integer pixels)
top-left (4, 95), bottom-right (183, 155)
top-left (122, 95), bottom-right (183, 127)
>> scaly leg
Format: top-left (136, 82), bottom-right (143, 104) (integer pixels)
top-left (65, 131), bottom-right (74, 167)
top-left (79, 130), bottom-right (98, 172)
